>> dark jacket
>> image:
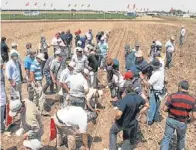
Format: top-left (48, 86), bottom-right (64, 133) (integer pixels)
top-left (88, 54), bottom-right (98, 72)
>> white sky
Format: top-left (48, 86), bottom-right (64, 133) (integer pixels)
top-left (1, 0), bottom-right (196, 12)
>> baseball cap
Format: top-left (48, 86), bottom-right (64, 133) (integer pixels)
top-left (11, 52), bottom-right (19, 58)
top-left (68, 61), bottom-right (76, 68)
top-left (76, 47), bottom-right (83, 52)
top-left (9, 100), bottom-right (22, 117)
top-left (83, 68), bottom-right (89, 75)
top-left (55, 49), bottom-right (61, 55)
top-left (135, 42), bottom-right (140, 47)
top-left (77, 41), bottom-right (82, 45)
top-left (124, 71), bottom-right (134, 80)
top-left (36, 53), bottom-right (46, 61)
top-left (101, 37), bottom-right (105, 41)
top-left (135, 50), bottom-right (143, 57)
top-left (124, 44), bottom-right (130, 51)
top-left (11, 43), bottom-right (18, 47)
top-left (179, 80), bottom-right (189, 90)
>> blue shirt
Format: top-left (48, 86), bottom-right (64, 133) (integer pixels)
top-left (24, 56), bottom-right (35, 70)
top-left (80, 37), bottom-right (87, 49)
top-left (135, 59), bottom-right (148, 75)
top-left (125, 51), bottom-right (136, 70)
top-left (116, 93), bottom-right (145, 127)
top-left (30, 59), bottom-right (42, 81)
top-left (6, 59), bottom-right (21, 82)
top-left (98, 42), bottom-right (108, 56)
top-left (65, 33), bottom-right (73, 45)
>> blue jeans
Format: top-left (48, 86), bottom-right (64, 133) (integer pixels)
top-left (160, 117), bottom-right (187, 150)
top-left (109, 121), bottom-right (138, 150)
top-left (0, 105), bottom-right (6, 132)
top-left (98, 55), bottom-right (106, 69)
top-left (147, 90), bottom-right (161, 123)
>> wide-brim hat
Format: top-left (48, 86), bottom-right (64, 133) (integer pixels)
top-left (36, 53), bottom-right (46, 61)
top-left (9, 100), bottom-right (22, 117)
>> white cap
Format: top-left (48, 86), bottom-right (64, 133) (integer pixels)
top-left (11, 43), bottom-right (18, 47)
top-left (135, 50), bottom-right (143, 57)
top-left (83, 68), bottom-right (89, 75)
top-left (75, 47), bottom-right (83, 52)
top-left (36, 53), bottom-right (46, 61)
top-left (77, 40), bottom-right (82, 45)
top-left (101, 37), bottom-right (105, 41)
top-left (55, 49), bottom-right (61, 55)
top-left (9, 100), bottom-right (22, 117)
top-left (23, 139), bottom-right (43, 150)
top-left (68, 61), bottom-right (76, 68)
top-left (181, 25), bottom-right (184, 28)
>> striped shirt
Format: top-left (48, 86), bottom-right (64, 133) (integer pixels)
top-left (165, 92), bottom-right (196, 122)
top-left (30, 59), bottom-right (42, 81)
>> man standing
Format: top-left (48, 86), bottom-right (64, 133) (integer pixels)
top-left (165, 36), bottom-right (176, 69)
top-left (30, 53), bottom-right (48, 115)
top-left (134, 42), bottom-right (140, 52)
top-left (24, 50), bottom-right (36, 100)
top-left (140, 58), bottom-right (164, 125)
top-left (9, 43), bottom-right (23, 82)
top-left (0, 57), bottom-right (6, 133)
top-left (98, 37), bottom-right (109, 69)
top-left (161, 80), bottom-right (196, 150)
top-left (134, 50), bottom-right (148, 76)
top-left (124, 44), bottom-right (136, 71)
top-left (50, 51), bottom-right (65, 93)
top-left (59, 61), bottom-right (75, 107)
top-left (53, 106), bottom-right (89, 149)
top-left (86, 29), bottom-right (93, 44)
top-left (71, 47), bottom-right (89, 73)
top-left (6, 52), bottom-right (22, 100)
top-left (109, 86), bottom-right (149, 150)
top-left (51, 32), bottom-right (64, 54)
top-left (63, 69), bottom-right (89, 108)
top-left (65, 29), bottom-right (73, 59)
top-left (87, 46), bottom-right (99, 88)
top-left (38, 36), bottom-right (50, 60)
top-left (25, 43), bottom-right (32, 56)
top-left (179, 26), bottom-right (186, 46)
top-left (42, 53), bottom-right (57, 94)
top-left (9, 99), bottom-right (43, 150)
top-left (74, 31), bottom-right (81, 47)
top-left (1, 37), bottom-right (9, 63)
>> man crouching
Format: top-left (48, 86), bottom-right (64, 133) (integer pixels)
top-left (53, 106), bottom-right (89, 150)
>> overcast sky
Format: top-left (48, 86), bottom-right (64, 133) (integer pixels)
top-left (1, 0), bottom-right (196, 12)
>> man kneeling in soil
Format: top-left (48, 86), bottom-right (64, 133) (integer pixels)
top-left (9, 99), bottom-right (43, 150)
top-left (53, 106), bottom-right (89, 150)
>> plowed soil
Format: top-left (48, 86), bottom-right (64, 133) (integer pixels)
top-left (1, 18), bottom-right (196, 150)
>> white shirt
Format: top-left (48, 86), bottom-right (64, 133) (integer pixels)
top-left (148, 69), bottom-right (164, 90)
top-left (71, 54), bottom-right (88, 73)
top-left (165, 40), bottom-right (175, 53)
top-left (112, 71), bottom-right (125, 88)
top-left (181, 28), bottom-right (186, 37)
top-left (59, 68), bottom-right (73, 88)
top-left (65, 73), bottom-right (89, 98)
top-left (57, 106), bottom-right (87, 133)
top-left (51, 37), bottom-right (65, 49)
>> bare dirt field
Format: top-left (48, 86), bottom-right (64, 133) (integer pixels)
top-left (1, 19), bottom-right (196, 150)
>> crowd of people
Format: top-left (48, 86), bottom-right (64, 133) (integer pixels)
top-left (0, 26), bottom-right (195, 150)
